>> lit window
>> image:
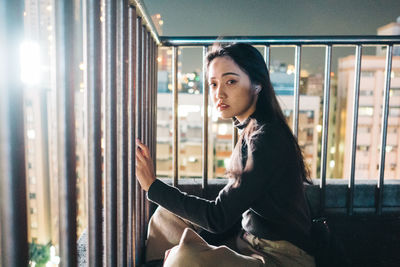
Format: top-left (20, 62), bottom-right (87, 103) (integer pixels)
top-left (361, 71), bottom-right (374, 77)
top-left (360, 90), bottom-right (373, 96)
top-left (27, 129), bottom-right (36, 139)
top-left (357, 145), bottom-right (369, 151)
top-left (389, 107), bottom-right (400, 117)
top-left (390, 88), bottom-right (400, 96)
top-left (359, 106), bottom-right (373, 116)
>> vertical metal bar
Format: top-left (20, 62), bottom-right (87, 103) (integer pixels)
top-left (377, 45), bottom-right (393, 215)
top-left (117, 0), bottom-right (129, 265)
top-left (264, 45), bottom-right (270, 69)
top-left (348, 45), bottom-right (362, 216)
top-left (105, 0), bottom-right (118, 264)
top-left (55, 0), bottom-right (78, 265)
top-left (293, 45), bottom-right (301, 137)
top-left (148, 37), bottom-right (153, 166)
top-left (85, 0), bottom-right (102, 265)
top-left (142, 28), bottom-right (148, 146)
top-left (0, 1), bottom-right (29, 266)
top-left (319, 45), bottom-right (332, 214)
top-left (127, 6), bottom-right (137, 266)
top-left (135, 16), bottom-right (144, 266)
top-left (144, 30), bottom-right (152, 232)
top-left (140, 25), bottom-right (147, 264)
top-left (202, 46), bottom-right (209, 190)
top-left (153, 41), bottom-right (158, 170)
top-left (172, 46), bottom-right (179, 186)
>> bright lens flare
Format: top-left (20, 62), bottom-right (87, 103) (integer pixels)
top-left (20, 41), bottom-right (41, 85)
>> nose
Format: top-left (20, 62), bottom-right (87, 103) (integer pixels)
top-left (215, 84), bottom-right (226, 99)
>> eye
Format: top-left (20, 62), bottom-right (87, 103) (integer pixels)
top-left (209, 82), bottom-right (217, 88)
top-left (227, 79), bottom-right (237, 85)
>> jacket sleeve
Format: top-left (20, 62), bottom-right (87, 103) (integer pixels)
top-left (147, 127), bottom-right (283, 233)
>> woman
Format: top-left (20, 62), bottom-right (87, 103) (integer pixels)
top-left (136, 43), bottom-right (315, 267)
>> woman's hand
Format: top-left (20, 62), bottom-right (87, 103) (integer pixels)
top-left (136, 139), bottom-right (156, 191)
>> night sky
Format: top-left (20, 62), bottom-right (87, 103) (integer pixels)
top-left (144, 0), bottom-right (400, 74)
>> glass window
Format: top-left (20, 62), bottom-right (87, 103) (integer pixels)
top-left (359, 106), bottom-right (374, 116)
top-left (389, 107), bottom-right (400, 116)
top-left (361, 71), bottom-right (374, 77)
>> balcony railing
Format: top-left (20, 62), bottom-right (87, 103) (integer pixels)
top-left (1, 0), bottom-right (400, 266)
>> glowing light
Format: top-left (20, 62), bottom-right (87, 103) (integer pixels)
top-left (27, 129), bottom-right (36, 139)
top-left (46, 5), bottom-right (52, 11)
top-left (224, 158), bottom-right (231, 168)
top-left (330, 147), bottom-right (336, 154)
top-left (329, 160), bottom-right (335, 168)
top-left (79, 63), bottom-right (85, 70)
top-left (49, 246), bottom-right (61, 265)
top-left (316, 125), bottom-right (322, 133)
top-left (157, 57), bottom-right (162, 63)
top-left (20, 41), bottom-right (41, 85)
top-left (159, 20), bottom-right (164, 25)
top-left (218, 124), bottom-right (228, 135)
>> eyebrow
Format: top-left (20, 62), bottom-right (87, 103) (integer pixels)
top-left (209, 72), bottom-right (240, 79)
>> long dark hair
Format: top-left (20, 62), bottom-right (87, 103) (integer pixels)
top-left (206, 43), bottom-right (312, 185)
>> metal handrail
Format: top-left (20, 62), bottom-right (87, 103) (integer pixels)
top-left (130, 0), bottom-right (161, 45)
top-left (161, 35), bottom-right (400, 46)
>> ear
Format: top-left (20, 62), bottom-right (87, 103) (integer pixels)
top-left (253, 84), bottom-right (262, 94)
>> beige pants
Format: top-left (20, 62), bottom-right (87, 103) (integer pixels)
top-left (146, 207), bottom-right (315, 267)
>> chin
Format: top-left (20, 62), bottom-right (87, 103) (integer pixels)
top-left (219, 113), bottom-right (233, 120)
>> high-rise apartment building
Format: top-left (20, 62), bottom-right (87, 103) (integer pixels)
top-left (337, 20), bottom-right (400, 179)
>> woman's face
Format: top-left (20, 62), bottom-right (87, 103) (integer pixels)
top-left (208, 56), bottom-right (258, 122)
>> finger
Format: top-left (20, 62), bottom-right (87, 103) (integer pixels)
top-left (136, 139), bottom-right (151, 158)
top-left (136, 149), bottom-right (146, 163)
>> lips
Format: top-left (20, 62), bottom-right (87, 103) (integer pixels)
top-left (217, 102), bottom-right (230, 111)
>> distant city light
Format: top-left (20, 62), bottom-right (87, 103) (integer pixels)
top-left (20, 41), bottom-right (41, 85)
top-left (27, 129), bottom-right (36, 139)
top-left (49, 245), bottom-right (60, 265)
top-left (218, 124), bottom-right (228, 135)
top-left (316, 125), bottom-right (322, 133)
top-left (224, 158), bottom-right (231, 169)
top-left (329, 160), bottom-right (335, 168)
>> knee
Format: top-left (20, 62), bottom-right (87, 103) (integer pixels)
top-left (150, 206), bottom-right (175, 224)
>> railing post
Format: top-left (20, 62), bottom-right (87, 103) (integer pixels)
top-left (85, 0), bottom-right (103, 265)
top-left (319, 45), bottom-right (332, 214)
top-left (105, 0), bottom-right (118, 264)
top-left (377, 45), bottom-right (393, 215)
top-left (264, 45), bottom-right (270, 69)
top-left (172, 46), bottom-right (179, 186)
top-left (202, 46), bottom-right (209, 190)
top-left (0, 1), bottom-right (29, 266)
top-left (55, 0), bottom-right (78, 265)
top-left (348, 45), bottom-right (362, 216)
top-left (117, 0), bottom-right (130, 265)
top-left (293, 45), bottom-right (301, 137)
top-left (135, 16), bottom-right (144, 265)
top-left (127, 6), bottom-right (137, 266)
